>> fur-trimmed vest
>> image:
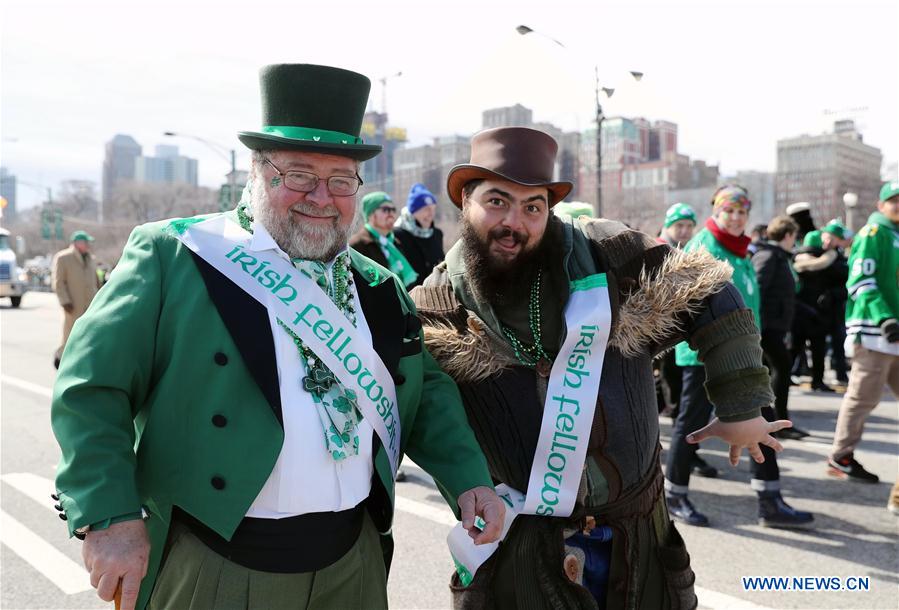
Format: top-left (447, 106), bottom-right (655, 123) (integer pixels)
top-left (411, 217), bottom-right (731, 610)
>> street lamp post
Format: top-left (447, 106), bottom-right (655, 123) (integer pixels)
top-left (163, 132), bottom-right (237, 211)
top-left (516, 25), bottom-right (643, 218)
top-left (843, 192), bottom-right (859, 233)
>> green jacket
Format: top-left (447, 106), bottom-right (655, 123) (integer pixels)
top-left (51, 212), bottom-right (492, 610)
top-left (845, 211), bottom-right (899, 354)
top-left (676, 226), bottom-right (761, 366)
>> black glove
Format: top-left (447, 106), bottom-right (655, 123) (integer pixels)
top-left (881, 318), bottom-right (899, 343)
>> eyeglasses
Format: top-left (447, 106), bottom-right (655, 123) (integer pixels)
top-left (263, 157), bottom-right (363, 197)
top-left (376, 206), bottom-right (397, 214)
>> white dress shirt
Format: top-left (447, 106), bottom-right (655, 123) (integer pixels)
top-left (244, 223), bottom-right (374, 518)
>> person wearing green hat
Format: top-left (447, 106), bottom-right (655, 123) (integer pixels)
top-left (658, 202), bottom-right (697, 248)
top-left (827, 181), bottom-right (899, 504)
top-left (793, 217), bottom-right (850, 391)
top-left (51, 229), bottom-right (100, 369)
top-left (350, 191), bottom-right (418, 288)
top-left (50, 64), bottom-right (502, 610)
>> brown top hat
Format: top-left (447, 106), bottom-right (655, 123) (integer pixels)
top-left (447, 127), bottom-right (573, 208)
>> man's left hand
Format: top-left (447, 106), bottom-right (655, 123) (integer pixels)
top-left (687, 415), bottom-right (790, 465)
top-left (457, 486), bottom-right (505, 545)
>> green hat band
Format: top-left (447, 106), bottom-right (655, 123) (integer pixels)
top-left (261, 125), bottom-right (362, 145)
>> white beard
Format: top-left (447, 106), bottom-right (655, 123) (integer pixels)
top-left (251, 187), bottom-right (359, 262)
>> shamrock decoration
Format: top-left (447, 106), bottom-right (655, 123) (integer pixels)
top-left (303, 366), bottom-right (336, 394)
top-left (332, 395), bottom-right (353, 414)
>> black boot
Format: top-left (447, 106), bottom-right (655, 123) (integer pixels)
top-left (757, 491), bottom-right (814, 528)
top-left (691, 454), bottom-right (718, 478)
top-left (666, 493), bottom-right (709, 527)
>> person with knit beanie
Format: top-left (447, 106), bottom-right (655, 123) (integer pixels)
top-left (350, 191), bottom-right (418, 288)
top-left (668, 184), bottom-right (814, 529)
top-left (658, 202), bottom-right (697, 248)
top-left (393, 183), bottom-right (444, 290)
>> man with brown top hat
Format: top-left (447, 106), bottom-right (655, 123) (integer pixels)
top-left (50, 64), bottom-right (503, 610)
top-left (411, 126), bottom-right (790, 609)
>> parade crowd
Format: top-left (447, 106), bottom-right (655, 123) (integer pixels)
top-left (47, 64), bottom-right (898, 610)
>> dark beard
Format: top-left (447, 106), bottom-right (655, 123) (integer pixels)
top-left (460, 215), bottom-right (554, 308)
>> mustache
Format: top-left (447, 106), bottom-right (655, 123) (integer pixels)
top-left (289, 202), bottom-right (339, 218)
top-left (488, 226), bottom-right (528, 245)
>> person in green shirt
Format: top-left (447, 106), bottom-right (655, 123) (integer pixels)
top-left (668, 185), bottom-right (814, 529)
top-left (827, 182), bottom-right (899, 508)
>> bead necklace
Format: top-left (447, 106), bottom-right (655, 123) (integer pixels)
top-left (501, 268), bottom-right (552, 374)
top-left (237, 202), bottom-right (356, 396)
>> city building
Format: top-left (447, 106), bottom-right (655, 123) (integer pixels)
top-left (482, 104), bottom-right (533, 129)
top-left (776, 120), bottom-right (882, 223)
top-left (580, 117), bottom-right (717, 230)
top-left (359, 111), bottom-right (407, 194)
top-left (102, 134), bottom-right (142, 203)
top-left (0, 167), bottom-right (17, 224)
top-left (391, 135), bottom-right (470, 229)
top-left (134, 145), bottom-right (198, 187)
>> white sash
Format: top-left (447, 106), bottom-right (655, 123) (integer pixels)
top-left (448, 274), bottom-right (612, 584)
top-left (176, 215), bottom-right (402, 476)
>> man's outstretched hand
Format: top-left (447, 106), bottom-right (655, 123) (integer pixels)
top-left (687, 415), bottom-right (791, 466)
top-left (457, 486), bottom-right (506, 545)
top-left (82, 519), bottom-right (150, 610)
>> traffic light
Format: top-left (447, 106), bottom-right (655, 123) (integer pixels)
top-left (41, 209), bottom-right (51, 240)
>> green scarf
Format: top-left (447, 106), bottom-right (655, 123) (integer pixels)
top-left (365, 223), bottom-right (418, 288)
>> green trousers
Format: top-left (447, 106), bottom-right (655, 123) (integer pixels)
top-left (148, 513), bottom-right (387, 610)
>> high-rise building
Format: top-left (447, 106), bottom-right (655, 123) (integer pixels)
top-left (578, 116), bottom-right (714, 229)
top-left (0, 167), bottom-right (17, 223)
top-left (391, 135), bottom-right (471, 237)
top-left (134, 145), bottom-right (198, 187)
top-left (733, 171), bottom-right (776, 223)
top-left (102, 134), bottom-right (142, 203)
top-left (360, 111), bottom-right (407, 194)
top-left (776, 120), bottom-right (882, 223)
top-left (482, 104), bottom-right (533, 129)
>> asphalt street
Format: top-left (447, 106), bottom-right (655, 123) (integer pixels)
top-left (1, 291), bottom-right (897, 609)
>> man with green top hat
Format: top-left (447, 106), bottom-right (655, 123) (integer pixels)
top-left (827, 181), bottom-right (899, 502)
top-left (51, 229), bottom-right (100, 369)
top-left (50, 63), bottom-right (503, 610)
top-left (412, 128), bottom-right (791, 609)
top-left (350, 191), bottom-right (418, 288)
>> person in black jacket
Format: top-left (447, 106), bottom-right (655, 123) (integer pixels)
top-left (393, 183), bottom-right (445, 289)
top-left (753, 215), bottom-right (808, 439)
top-left (792, 223), bottom-right (850, 392)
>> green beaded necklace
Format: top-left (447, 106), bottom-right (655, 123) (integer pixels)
top-left (237, 203), bottom-right (355, 395)
top-left (501, 268), bottom-right (553, 374)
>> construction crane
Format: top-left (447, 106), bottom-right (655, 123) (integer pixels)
top-left (379, 71), bottom-right (402, 115)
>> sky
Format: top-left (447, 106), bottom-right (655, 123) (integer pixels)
top-left (2, 0), bottom-right (898, 211)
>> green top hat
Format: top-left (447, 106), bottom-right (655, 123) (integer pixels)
top-left (238, 64), bottom-right (382, 161)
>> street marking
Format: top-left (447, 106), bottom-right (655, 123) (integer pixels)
top-left (394, 495), bottom-right (457, 526)
top-left (1, 374), bottom-right (53, 399)
top-left (2, 472), bottom-right (55, 510)
top-left (0, 510), bottom-right (91, 594)
top-left (393, 491), bottom-right (776, 610)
